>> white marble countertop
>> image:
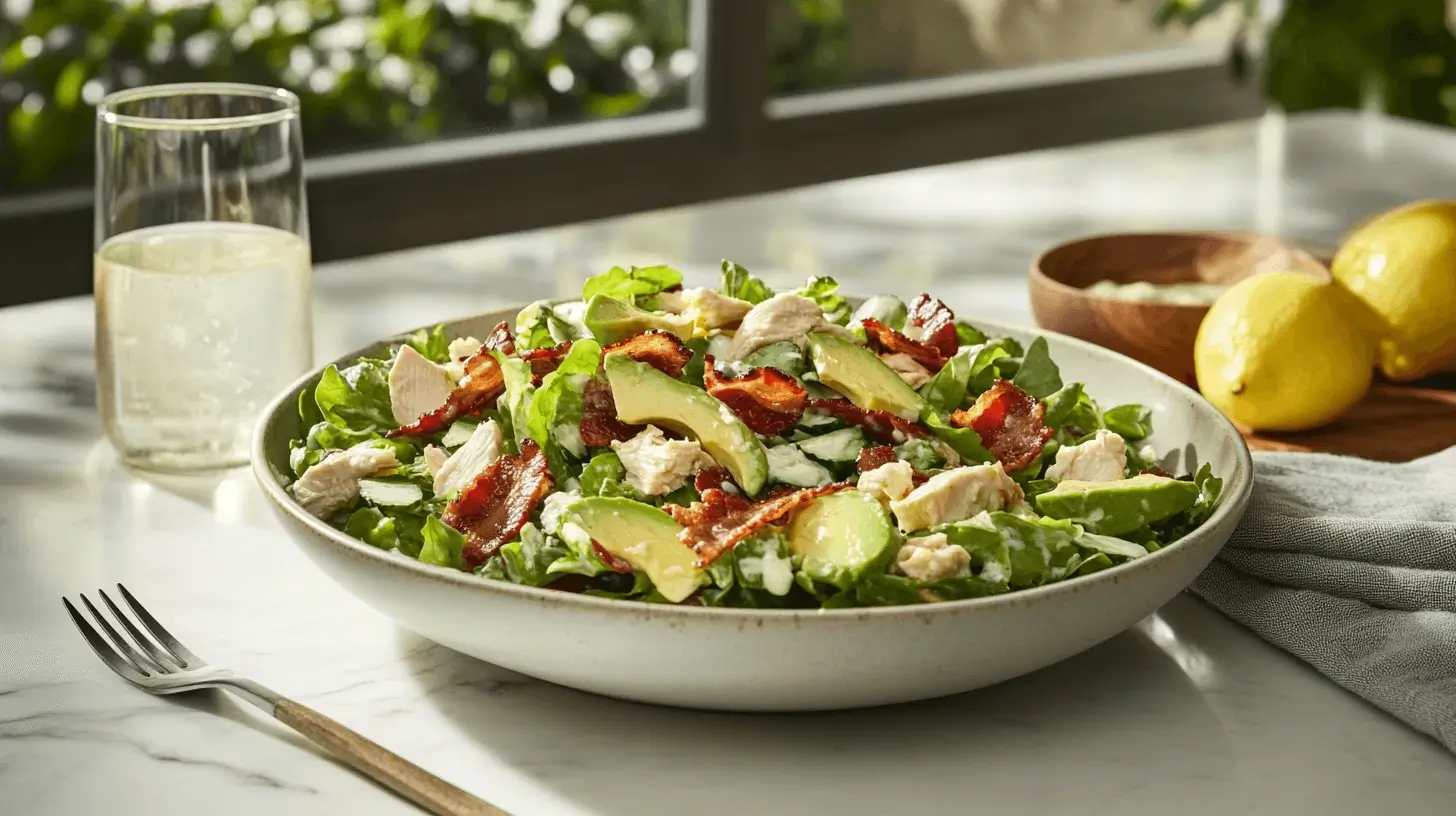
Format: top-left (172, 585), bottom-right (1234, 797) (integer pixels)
top-left (4, 110), bottom-right (1455, 815)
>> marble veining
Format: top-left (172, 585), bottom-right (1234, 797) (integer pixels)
top-left (3, 111), bottom-right (1456, 815)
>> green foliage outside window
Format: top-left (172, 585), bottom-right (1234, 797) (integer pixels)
top-left (0, 0), bottom-right (692, 191)
top-left (1155, 0), bottom-right (1456, 127)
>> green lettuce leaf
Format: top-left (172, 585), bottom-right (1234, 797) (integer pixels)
top-left (315, 360), bottom-right (396, 431)
top-left (582, 265), bottom-right (683, 304)
top-left (515, 300), bottom-right (589, 350)
top-left (579, 450), bottom-right (643, 499)
top-left (923, 412), bottom-right (994, 465)
top-left (851, 295), bottom-right (907, 330)
top-left (1155, 463), bottom-right (1224, 540)
top-left (923, 343), bottom-right (1013, 411)
top-left (1103, 404), bottom-right (1153, 440)
top-left (404, 325), bottom-right (451, 364)
top-left (496, 352), bottom-right (535, 452)
top-left (497, 523), bottom-right (568, 587)
top-left (525, 339), bottom-right (602, 478)
top-left (795, 276), bottom-right (851, 324)
top-left (855, 574), bottom-right (924, 606)
top-left (967, 339), bottom-right (1020, 395)
top-left (739, 341), bottom-right (807, 378)
top-left (919, 350), bottom-right (972, 413)
top-left (344, 507), bottom-right (398, 549)
top-left (546, 521), bottom-right (616, 578)
top-left (1042, 383), bottom-right (1085, 429)
top-left (419, 515), bottom-right (467, 570)
top-left (1010, 336), bottom-right (1063, 399)
top-left (928, 575), bottom-right (1009, 600)
top-left (894, 437), bottom-right (945, 471)
top-left (955, 320), bottom-right (988, 346)
top-left (720, 260), bottom-right (773, 305)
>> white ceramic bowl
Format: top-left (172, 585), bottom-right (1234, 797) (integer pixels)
top-left (253, 308), bottom-right (1252, 711)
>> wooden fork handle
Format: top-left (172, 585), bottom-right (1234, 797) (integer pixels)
top-left (274, 698), bottom-right (508, 816)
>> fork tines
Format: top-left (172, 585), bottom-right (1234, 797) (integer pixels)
top-left (63, 584), bottom-right (200, 681)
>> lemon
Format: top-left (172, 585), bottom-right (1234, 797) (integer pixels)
top-left (1331, 199), bottom-right (1456, 381)
top-left (1194, 272), bottom-right (1376, 432)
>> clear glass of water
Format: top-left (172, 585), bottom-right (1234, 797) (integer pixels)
top-left (95, 84), bottom-right (312, 471)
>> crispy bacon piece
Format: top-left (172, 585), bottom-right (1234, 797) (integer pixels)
top-left (1141, 466), bottom-right (1174, 479)
top-left (603, 330), bottom-right (693, 379)
top-left (521, 342), bottom-right (573, 384)
top-left (702, 356), bottom-right (808, 436)
top-left (681, 483), bottom-right (853, 566)
top-left (579, 377), bottom-right (642, 448)
top-left (694, 466), bottom-right (737, 494)
top-left (443, 440), bottom-right (554, 569)
top-left (665, 486), bottom-right (752, 529)
top-left (861, 318), bottom-right (947, 373)
top-left (950, 380), bottom-right (1053, 471)
top-left (483, 321), bottom-right (516, 355)
top-left (807, 398), bottom-right (929, 442)
top-left (854, 445), bottom-right (929, 485)
top-left (591, 541), bottom-right (634, 574)
top-left (389, 347), bottom-right (505, 437)
top-left (907, 294), bottom-right (959, 358)
top-left (856, 445), bottom-right (897, 473)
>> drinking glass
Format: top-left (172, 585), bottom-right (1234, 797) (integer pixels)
top-left (95, 83), bottom-right (313, 471)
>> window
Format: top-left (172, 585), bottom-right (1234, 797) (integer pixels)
top-left (0, 0), bottom-right (1259, 306)
top-left (769, 0), bottom-right (1237, 98)
top-left (0, 0), bottom-right (697, 193)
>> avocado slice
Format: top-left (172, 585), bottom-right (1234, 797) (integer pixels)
top-left (1035, 473), bottom-right (1199, 536)
top-left (604, 353), bottom-right (770, 496)
top-left (788, 490), bottom-right (899, 588)
top-left (568, 496), bottom-right (705, 603)
top-left (806, 331), bottom-right (923, 420)
top-left (584, 294), bottom-right (693, 345)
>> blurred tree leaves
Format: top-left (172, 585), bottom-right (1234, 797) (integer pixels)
top-left (0, 0), bottom-right (692, 191)
top-left (1154, 0), bottom-right (1456, 126)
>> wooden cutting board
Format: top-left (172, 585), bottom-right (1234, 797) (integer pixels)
top-left (1241, 377), bottom-right (1456, 462)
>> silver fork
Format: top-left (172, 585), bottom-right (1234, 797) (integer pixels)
top-left (64, 584), bottom-right (508, 816)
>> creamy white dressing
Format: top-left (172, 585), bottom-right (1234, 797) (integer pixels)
top-left (738, 547), bottom-right (794, 596)
top-left (1084, 280), bottom-right (1230, 305)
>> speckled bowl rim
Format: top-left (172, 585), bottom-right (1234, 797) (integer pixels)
top-left (252, 306), bottom-right (1253, 622)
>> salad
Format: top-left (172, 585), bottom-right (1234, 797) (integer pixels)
top-left (285, 262), bottom-right (1223, 608)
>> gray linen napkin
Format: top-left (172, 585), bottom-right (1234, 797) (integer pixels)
top-left (1190, 447), bottom-right (1456, 753)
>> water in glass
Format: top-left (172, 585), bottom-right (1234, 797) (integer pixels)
top-left (96, 222), bottom-right (311, 471)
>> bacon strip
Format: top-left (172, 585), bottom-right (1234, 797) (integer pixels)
top-left (389, 347), bottom-right (505, 437)
top-left (443, 440), bottom-right (554, 569)
top-left (854, 445), bottom-right (929, 485)
top-left (950, 380), bottom-right (1053, 471)
top-left (694, 466), bottom-right (738, 494)
top-left (702, 356), bottom-right (808, 436)
top-left (908, 294), bottom-right (959, 358)
top-left (483, 321), bottom-right (516, 355)
top-left (861, 318), bottom-right (947, 373)
top-left (856, 445), bottom-right (897, 473)
top-left (603, 330), bottom-right (694, 379)
top-left (591, 541), bottom-right (634, 574)
top-left (681, 483), bottom-right (853, 566)
top-left (579, 377), bottom-right (642, 448)
top-left (665, 486), bottom-right (751, 530)
top-left (807, 398), bottom-right (928, 442)
top-left (521, 342), bottom-right (572, 384)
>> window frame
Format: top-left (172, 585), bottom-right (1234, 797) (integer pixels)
top-left (0, 0), bottom-right (1260, 306)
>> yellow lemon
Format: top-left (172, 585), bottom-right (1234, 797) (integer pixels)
top-left (1194, 272), bottom-right (1376, 432)
top-left (1331, 199), bottom-right (1456, 381)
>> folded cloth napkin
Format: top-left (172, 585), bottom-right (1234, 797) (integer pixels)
top-left (1191, 447), bottom-right (1456, 754)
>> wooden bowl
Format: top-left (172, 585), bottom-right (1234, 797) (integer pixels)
top-left (1029, 232), bottom-right (1330, 385)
